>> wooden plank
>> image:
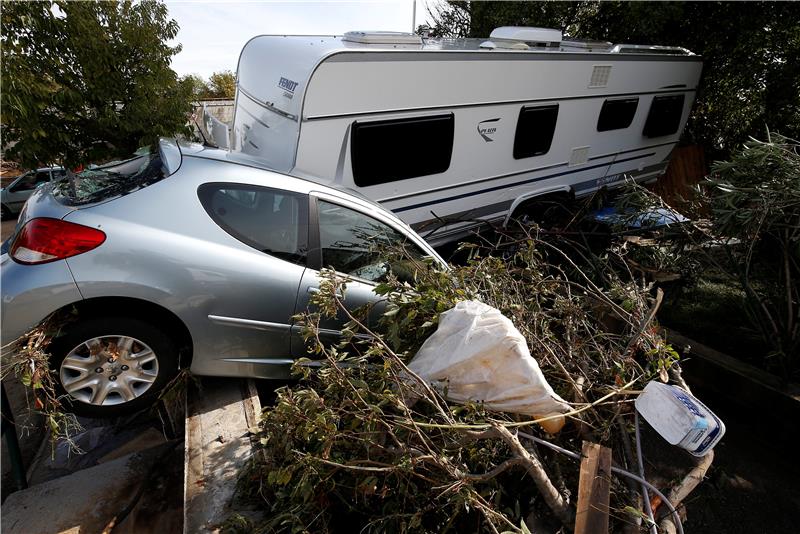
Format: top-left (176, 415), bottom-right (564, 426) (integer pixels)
top-left (184, 378), bottom-right (262, 533)
top-left (574, 441), bottom-right (612, 534)
top-left (666, 331), bottom-right (800, 400)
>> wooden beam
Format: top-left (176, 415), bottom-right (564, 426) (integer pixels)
top-left (574, 441), bottom-right (612, 534)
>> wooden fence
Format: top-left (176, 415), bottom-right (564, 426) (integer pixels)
top-left (650, 144), bottom-right (708, 207)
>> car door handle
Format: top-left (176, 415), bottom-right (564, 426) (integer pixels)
top-left (307, 287), bottom-right (344, 299)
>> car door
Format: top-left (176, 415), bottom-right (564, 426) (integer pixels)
top-left (196, 182), bottom-right (311, 367)
top-left (291, 192), bottom-right (431, 357)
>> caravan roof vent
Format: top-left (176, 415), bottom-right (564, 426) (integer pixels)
top-left (561, 39), bottom-right (613, 51)
top-left (610, 44), bottom-right (694, 56)
top-left (480, 26), bottom-right (562, 50)
top-left (342, 31), bottom-right (423, 45)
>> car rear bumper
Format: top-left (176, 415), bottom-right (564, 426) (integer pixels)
top-left (0, 254), bottom-right (83, 343)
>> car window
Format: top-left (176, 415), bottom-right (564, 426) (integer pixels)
top-left (53, 154), bottom-right (166, 206)
top-left (9, 171), bottom-right (50, 193)
top-left (198, 183), bottom-right (308, 265)
top-left (317, 200), bottom-right (426, 282)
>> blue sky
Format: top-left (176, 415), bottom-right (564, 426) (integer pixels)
top-left (166, 0), bottom-right (435, 78)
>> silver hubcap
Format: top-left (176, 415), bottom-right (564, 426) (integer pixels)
top-left (59, 335), bottom-right (159, 406)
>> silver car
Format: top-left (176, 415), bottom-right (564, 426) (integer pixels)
top-left (1, 166), bottom-right (66, 219)
top-left (1, 140), bottom-right (445, 417)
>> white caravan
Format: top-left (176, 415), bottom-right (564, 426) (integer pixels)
top-left (215, 27), bottom-right (702, 245)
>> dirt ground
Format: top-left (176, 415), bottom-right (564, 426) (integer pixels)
top-left (671, 379), bottom-right (800, 534)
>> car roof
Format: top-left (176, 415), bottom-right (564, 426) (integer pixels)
top-left (185, 146), bottom-right (373, 201)
top-left (185, 145), bottom-right (280, 171)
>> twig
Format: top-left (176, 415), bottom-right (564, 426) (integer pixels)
top-left (310, 457), bottom-right (397, 473)
top-left (323, 274), bottom-right (455, 424)
top-left (406, 377), bottom-right (640, 431)
top-left (658, 451), bottom-right (714, 534)
top-left (623, 287), bottom-right (664, 357)
top-left (492, 423), bottom-right (573, 527)
top-left (463, 458), bottom-right (525, 481)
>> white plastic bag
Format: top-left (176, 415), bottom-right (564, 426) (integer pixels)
top-left (409, 300), bottom-right (571, 433)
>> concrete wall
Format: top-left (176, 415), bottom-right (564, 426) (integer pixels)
top-left (193, 99), bottom-right (234, 126)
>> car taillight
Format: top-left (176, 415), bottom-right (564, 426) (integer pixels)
top-left (10, 218), bottom-right (106, 265)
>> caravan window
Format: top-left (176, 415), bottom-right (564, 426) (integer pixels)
top-left (643, 94), bottom-right (685, 138)
top-left (513, 105), bottom-right (559, 159)
top-left (597, 98), bottom-right (639, 131)
top-left (351, 114), bottom-right (454, 187)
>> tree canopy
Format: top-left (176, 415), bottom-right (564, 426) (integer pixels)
top-left (206, 70), bottom-right (236, 99)
top-left (1, 0), bottom-right (193, 167)
top-left (182, 70), bottom-right (237, 100)
top-left (425, 1), bottom-right (800, 156)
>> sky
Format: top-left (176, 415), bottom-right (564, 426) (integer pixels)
top-left (166, 0), bottom-right (436, 78)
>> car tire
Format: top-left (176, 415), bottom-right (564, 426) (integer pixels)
top-left (49, 316), bottom-right (180, 418)
top-left (1, 204), bottom-right (12, 221)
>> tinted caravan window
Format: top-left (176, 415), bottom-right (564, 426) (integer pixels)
top-left (351, 114), bottom-right (454, 187)
top-left (597, 98), bottom-right (639, 132)
top-left (643, 94), bottom-right (686, 138)
top-left (513, 105), bottom-right (559, 159)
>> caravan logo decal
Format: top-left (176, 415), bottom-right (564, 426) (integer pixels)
top-left (477, 118), bottom-right (500, 142)
top-left (278, 77), bottom-right (299, 98)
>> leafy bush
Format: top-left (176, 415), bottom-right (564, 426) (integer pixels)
top-left (614, 133), bottom-right (799, 378)
top-left (239, 235), bottom-right (683, 533)
top-left (706, 134), bottom-right (800, 377)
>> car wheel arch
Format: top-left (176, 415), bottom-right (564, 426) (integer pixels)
top-left (50, 296), bottom-right (194, 369)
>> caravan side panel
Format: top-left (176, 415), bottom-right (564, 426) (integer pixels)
top-left (293, 53), bottom-right (701, 238)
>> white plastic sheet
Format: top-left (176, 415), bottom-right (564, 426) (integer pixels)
top-left (409, 300), bottom-right (571, 433)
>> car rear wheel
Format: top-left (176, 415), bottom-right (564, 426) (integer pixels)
top-left (50, 317), bottom-right (179, 418)
top-left (1, 204), bottom-right (12, 221)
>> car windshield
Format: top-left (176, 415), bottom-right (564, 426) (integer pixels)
top-left (53, 153), bottom-right (166, 206)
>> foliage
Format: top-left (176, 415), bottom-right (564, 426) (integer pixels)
top-left (426, 1), bottom-right (589, 39)
top-left (241, 233), bottom-right (684, 533)
top-left (1, 0), bottom-right (193, 168)
top-left (181, 70), bottom-right (237, 100)
top-left (181, 74), bottom-right (211, 100)
top-left (706, 134), bottom-right (800, 376)
top-left (207, 70), bottom-right (236, 99)
top-left (615, 134), bottom-right (800, 378)
top-left (1, 311), bottom-right (83, 452)
top-left (425, 1), bottom-right (800, 155)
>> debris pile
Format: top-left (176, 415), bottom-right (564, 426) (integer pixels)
top-left (238, 229), bottom-right (717, 534)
